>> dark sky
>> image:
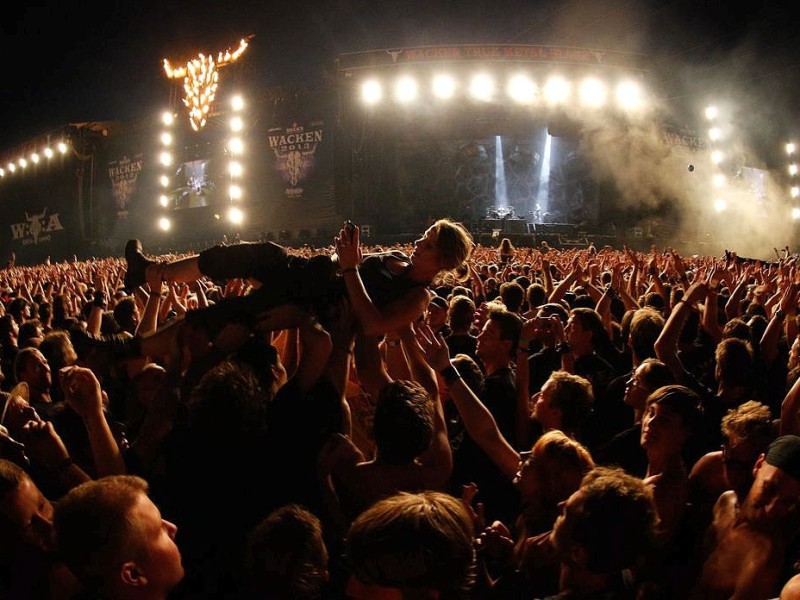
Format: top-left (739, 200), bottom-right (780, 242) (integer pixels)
top-left (2, 0), bottom-right (799, 165)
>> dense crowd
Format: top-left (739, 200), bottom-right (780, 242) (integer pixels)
top-left (3, 222), bottom-right (800, 599)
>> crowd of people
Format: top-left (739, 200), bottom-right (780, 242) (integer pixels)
top-left (3, 222), bottom-right (800, 599)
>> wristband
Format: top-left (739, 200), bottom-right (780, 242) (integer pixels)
top-left (440, 364), bottom-right (461, 384)
top-left (341, 267), bottom-right (358, 275)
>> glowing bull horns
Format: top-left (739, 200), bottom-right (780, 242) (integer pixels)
top-left (163, 37), bottom-right (251, 131)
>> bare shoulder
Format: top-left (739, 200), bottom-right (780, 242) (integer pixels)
top-left (780, 573), bottom-right (800, 599)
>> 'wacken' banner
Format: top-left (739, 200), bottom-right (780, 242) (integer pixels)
top-left (108, 154), bottom-right (144, 216)
top-left (267, 122), bottom-right (325, 202)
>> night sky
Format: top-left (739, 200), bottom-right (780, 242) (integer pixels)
top-left (2, 1), bottom-right (799, 164)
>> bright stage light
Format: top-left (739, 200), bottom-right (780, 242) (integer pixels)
top-left (432, 74), bottom-right (456, 99)
top-left (705, 105), bottom-right (718, 120)
top-left (713, 174), bottom-right (726, 187)
top-left (159, 195), bottom-right (169, 207)
top-left (0, 169), bottom-right (4, 177)
top-left (57, 142), bottom-right (68, 154)
top-left (394, 76), bottom-right (418, 103)
top-left (228, 137), bottom-right (244, 155)
top-left (230, 116), bottom-right (244, 132)
top-left (469, 73), bottom-right (495, 102)
top-left (162, 112), bottom-right (175, 126)
top-left (615, 80), bottom-right (643, 111)
top-left (578, 77), bottom-right (607, 108)
top-left (787, 143), bottom-right (796, 155)
top-left (231, 95), bottom-right (244, 111)
top-left (160, 132), bottom-right (173, 146)
top-left (31, 153), bottom-right (39, 164)
top-left (543, 76), bottom-right (570, 105)
top-left (713, 199), bottom-right (727, 213)
top-left (229, 161), bottom-right (243, 177)
top-left (793, 207), bottom-right (800, 220)
top-left (7, 164), bottom-right (15, 173)
top-left (361, 79), bottom-right (382, 105)
top-left (708, 127), bottom-right (720, 141)
top-left (44, 148), bottom-right (53, 159)
top-left (229, 184), bottom-right (243, 200)
top-left (711, 150), bottom-right (724, 165)
top-left (158, 217), bottom-right (171, 231)
top-left (159, 175), bottom-right (170, 187)
top-left (18, 158), bottom-right (27, 169)
top-left (790, 164), bottom-right (798, 176)
top-left (228, 206), bottom-right (244, 224)
top-left (507, 74), bottom-right (536, 104)
top-left (792, 186), bottom-right (799, 198)
top-left (159, 151), bottom-right (172, 167)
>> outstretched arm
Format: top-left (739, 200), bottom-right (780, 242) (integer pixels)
top-left (416, 325), bottom-right (520, 479)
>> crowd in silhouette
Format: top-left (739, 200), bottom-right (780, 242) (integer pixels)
top-left (4, 226), bottom-right (800, 599)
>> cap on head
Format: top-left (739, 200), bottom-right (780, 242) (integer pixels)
top-left (765, 435), bottom-right (800, 481)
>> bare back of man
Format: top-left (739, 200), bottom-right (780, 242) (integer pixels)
top-left (691, 489), bottom-right (794, 599)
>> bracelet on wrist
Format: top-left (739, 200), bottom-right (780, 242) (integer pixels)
top-left (440, 364), bottom-right (461, 384)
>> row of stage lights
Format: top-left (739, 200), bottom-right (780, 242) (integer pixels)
top-left (155, 94), bottom-right (248, 232)
top-left (0, 141), bottom-right (71, 179)
top-left (786, 143), bottom-right (799, 219)
top-left (357, 71), bottom-right (649, 113)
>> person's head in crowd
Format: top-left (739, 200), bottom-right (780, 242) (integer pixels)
top-left (721, 317), bottom-right (751, 342)
top-left (746, 314), bottom-right (768, 352)
top-left (720, 400), bottom-right (776, 500)
top-left (642, 291), bottom-right (665, 315)
top-left (624, 358), bottom-right (675, 415)
top-left (54, 475), bottom-right (184, 599)
top-left (448, 285), bottom-right (473, 302)
top-left (14, 347), bottom-right (51, 402)
top-left (476, 304), bottom-right (523, 363)
top-left (499, 281), bottom-right (525, 314)
top-left (244, 503), bottom-right (329, 599)
top-left (51, 294), bottom-right (71, 327)
top-left (373, 380), bottom-right (436, 466)
top-left (345, 491), bottom-right (476, 600)
top-left (0, 314), bottom-right (18, 346)
top-left (425, 296), bottom-right (449, 333)
top-left (629, 307), bottom-right (665, 363)
top-left (550, 466), bottom-right (657, 579)
top-left (531, 370), bottom-right (594, 438)
top-left (7, 297), bottom-right (31, 325)
top-left (526, 282), bottom-right (547, 312)
top-left (188, 358), bottom-right (271, 448)
top-left (17, 319), bottom-right (44, 349)
top-left (565, 307), bottom-right (608, 355)
top-left (571, 293), bottom-right (595, 309)
top-left (740, 435), bottom-right (800, 529)
top-left (514, 275), bottom-right (531, 294)
top-left (447, 295), bottom-right (476, 334)
top-left (714, 337), bottom-right (754, 390)
top-left (39, 330), bottom-right (79, 376)
top-left (100, 311), bottom-right (122, 336)
top-left (113, 296), bottom-right (140, 336)
top-left (640, 384), bottom-right (702, 461)
top-left (752, 284), bottom-right (770, 306)
top-left (745, 301), bottom-right (768, 320)
top-left (439, 353), bottom-right (484, 406)
top-left (0, 458), bottom-right (56, 559)
top-left (515, 430), bottom-right (595, 531)
top-left (424, 219), bottom-right (474, 272)
top-left (484, 276), bottom-right (498, 296)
